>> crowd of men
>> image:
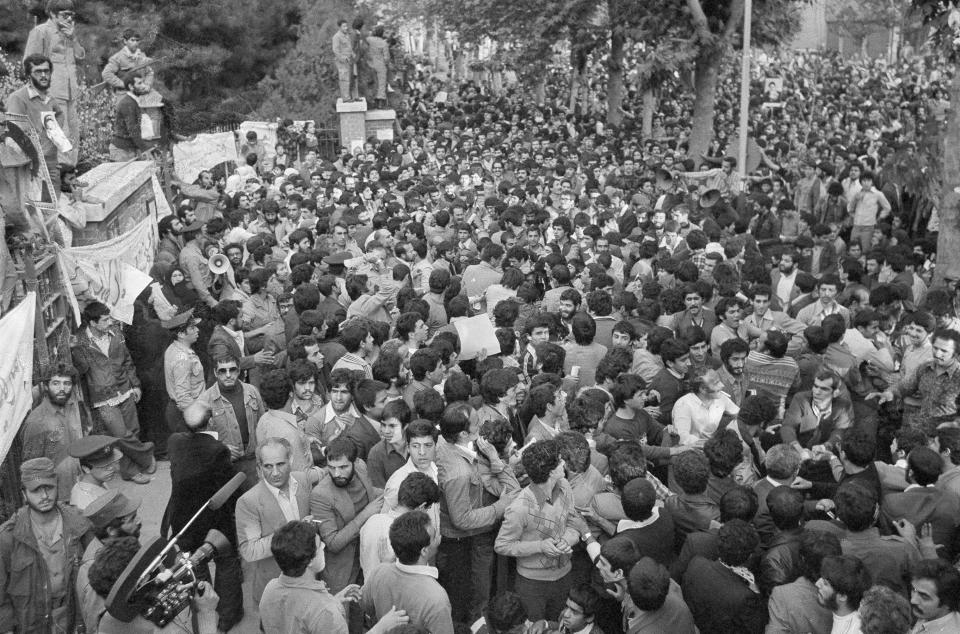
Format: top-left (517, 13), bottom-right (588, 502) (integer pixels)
top-left (5, 1), bottom-right (960, 632)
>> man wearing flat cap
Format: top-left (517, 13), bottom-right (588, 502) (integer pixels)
top-left (75, 490), bottom-right (141, 632)
top-left (0, 457), bottom-right (92, 634)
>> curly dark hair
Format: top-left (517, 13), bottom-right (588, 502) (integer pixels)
top-left (89, 536), bottom-right (141, 599)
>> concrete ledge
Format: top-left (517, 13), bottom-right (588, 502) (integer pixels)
top-left (336, 98), bottom-right (368, 113)
top-left (365, 109), bottom-right (396, 121)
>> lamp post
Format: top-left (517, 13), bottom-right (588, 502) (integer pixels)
top-left (737, 0), bottom-right (752, 182)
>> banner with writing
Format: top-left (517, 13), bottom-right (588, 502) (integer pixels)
top-left (0, 293), bottom-right (36, 464)
top-left (172, 132), bottom-right (240, 182)
top-left (238, 121), bottom-right (278, 159)
top-left (57, 215), bottom-right (158, 325)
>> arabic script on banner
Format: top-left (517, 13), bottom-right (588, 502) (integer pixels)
top-left (0, 293), bottom-right (36, 464)
top-left (172, 132), bottom-right (240, 182)
top-left (57, 215), bottom-right (158, 325)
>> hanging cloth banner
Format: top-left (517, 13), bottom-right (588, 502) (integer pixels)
top-left (172, 132), bottom-right (240, 182)
top-left (57, 215), bottom-right (158, 325)
top-left (0, 292), bottom-right (36, 464)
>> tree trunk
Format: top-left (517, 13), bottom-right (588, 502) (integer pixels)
top-left (569, 46), bottom-right (587, 112)
top-left (641, 86), bottom-right (655, 138)
top-left (534, 75), bottom-right (547, 104)
top-left (935, 70), bottom-right (960, 284)
top-left (689, 55), bottom-right (721, 160)
top-left (569, 65), bottom-right (581, 112)
top-left (605, 2), bottom-right (625, 127)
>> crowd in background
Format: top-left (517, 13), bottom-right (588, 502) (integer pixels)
top-left (5, 10), bottom-right (960, 633)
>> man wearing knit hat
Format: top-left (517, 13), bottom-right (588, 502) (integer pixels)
top-left (0, 457), bottom-right (92, 633)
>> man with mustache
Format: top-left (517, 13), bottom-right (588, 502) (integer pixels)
top-left (0, 458), bottom-right (92, 634)
top-left (23, 0), bottom-right (85, 166)
top-left (4, 54), bottom-right (64, 198)
top-left (310, 438), bottom-right (383, 596)
top-left (21, 363), bottom-right (84, 501)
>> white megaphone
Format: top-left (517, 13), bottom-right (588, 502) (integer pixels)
top-left (208, 253), bottom-right (230, 275)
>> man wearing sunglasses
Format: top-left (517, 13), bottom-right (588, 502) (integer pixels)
top-left (24, 0), bottom-right (85, 166)
top-left (200, 353), bottom-right (266, 487)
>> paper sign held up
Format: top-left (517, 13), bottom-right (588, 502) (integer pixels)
top-left (453, 315), bottom-right (500, 361)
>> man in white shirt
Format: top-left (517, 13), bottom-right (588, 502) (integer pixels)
top-left (815, 555), bottom-right (871, 634)
top-left (359, 470), bottom-right (440, 578)
top-left (671, 368), bottom-right (739, 447)
top-left (235, 437), bottom-right (315, 602)
top-left (841, 308), bottom-right (895, 373)
top-left (383, 420), bottom-right (440, 511)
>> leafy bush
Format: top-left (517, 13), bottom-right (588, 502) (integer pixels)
top-left (1, 47), bottom-right (114, 173)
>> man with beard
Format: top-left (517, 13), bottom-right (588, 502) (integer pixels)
top-left (717, 338), bottom-right (751, 407)
top-left (23, 0), bottom-right (84, 166)
top-left (770, 250), bottom-right (801, 312)
top-left (310, 438), bottom-right (384, 594)
top-left (558, 288), bottom-right (582, 336)
top-left (5, 54), bottom-right (64, 197)
top-left (75, 490), bottom-right (141, 632)
top-left (0, 458), bottom-right (92, 634)
top-left (109, 69), bottom-right (153, 160)
top-left (815, 555), bottom-right (871, 634)
top-left (235, 437), bottom-right (315, 603)
top-left (21, 363), bottom-right (84, 501)
top-left (155, 214), bottom-right (184, 275)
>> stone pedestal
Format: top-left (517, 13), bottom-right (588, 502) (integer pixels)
top-left (365, 109), bottom-right (396, 143)
top-left (336, 98), bottom-right (397, 151)
top-left (337, 98), bottom-right (368, 153)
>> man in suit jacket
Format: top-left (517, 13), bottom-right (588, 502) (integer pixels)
top-left (309, 437), bottom-right (383, 593)
top-left (881, 447), bottom-right (960, 558)
top-left (235, 436), bottom-right (316, 603)
top-left (207, 300), bottom-right (274, 383)
top-left (682, 520), bottom-right (768, 634)
top-left (165, 401), bottom-right (244, 632)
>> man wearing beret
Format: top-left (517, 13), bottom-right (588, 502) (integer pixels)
top-left (0, 457), bottom-right (92, 633)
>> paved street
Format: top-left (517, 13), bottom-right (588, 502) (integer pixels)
top-left (114, 462), bottom-right (260, 633)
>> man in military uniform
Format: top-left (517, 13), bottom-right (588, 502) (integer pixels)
top-left (0, 458), bottom-right (92, 633)
top-left (101, 29), bottom-right (152, 98)
top-left (68, 435), bottom-right (123, 511)
top-left (163, 309), bottom-right (205, 436)
top-left (75, 490), bottom-right (142, 633)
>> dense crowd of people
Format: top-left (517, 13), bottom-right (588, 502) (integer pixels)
top-left (5, 1), bottom-right (960, 631)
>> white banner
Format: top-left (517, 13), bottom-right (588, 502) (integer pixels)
top-left (0, 293), bottom-right (36, 464)
top-left (239, 121), bottom-right (278, 159)
top-left (57, 215), bottom-right (158, 325)
top-left (172, 131), bottom-right (240, 182)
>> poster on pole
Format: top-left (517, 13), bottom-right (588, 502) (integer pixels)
top-left (0, 293), bottom-right (36, 464)
top-left (172, 132), bottom-right (240, 182)
top-left (57, 215), bottom-right (158, 325)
